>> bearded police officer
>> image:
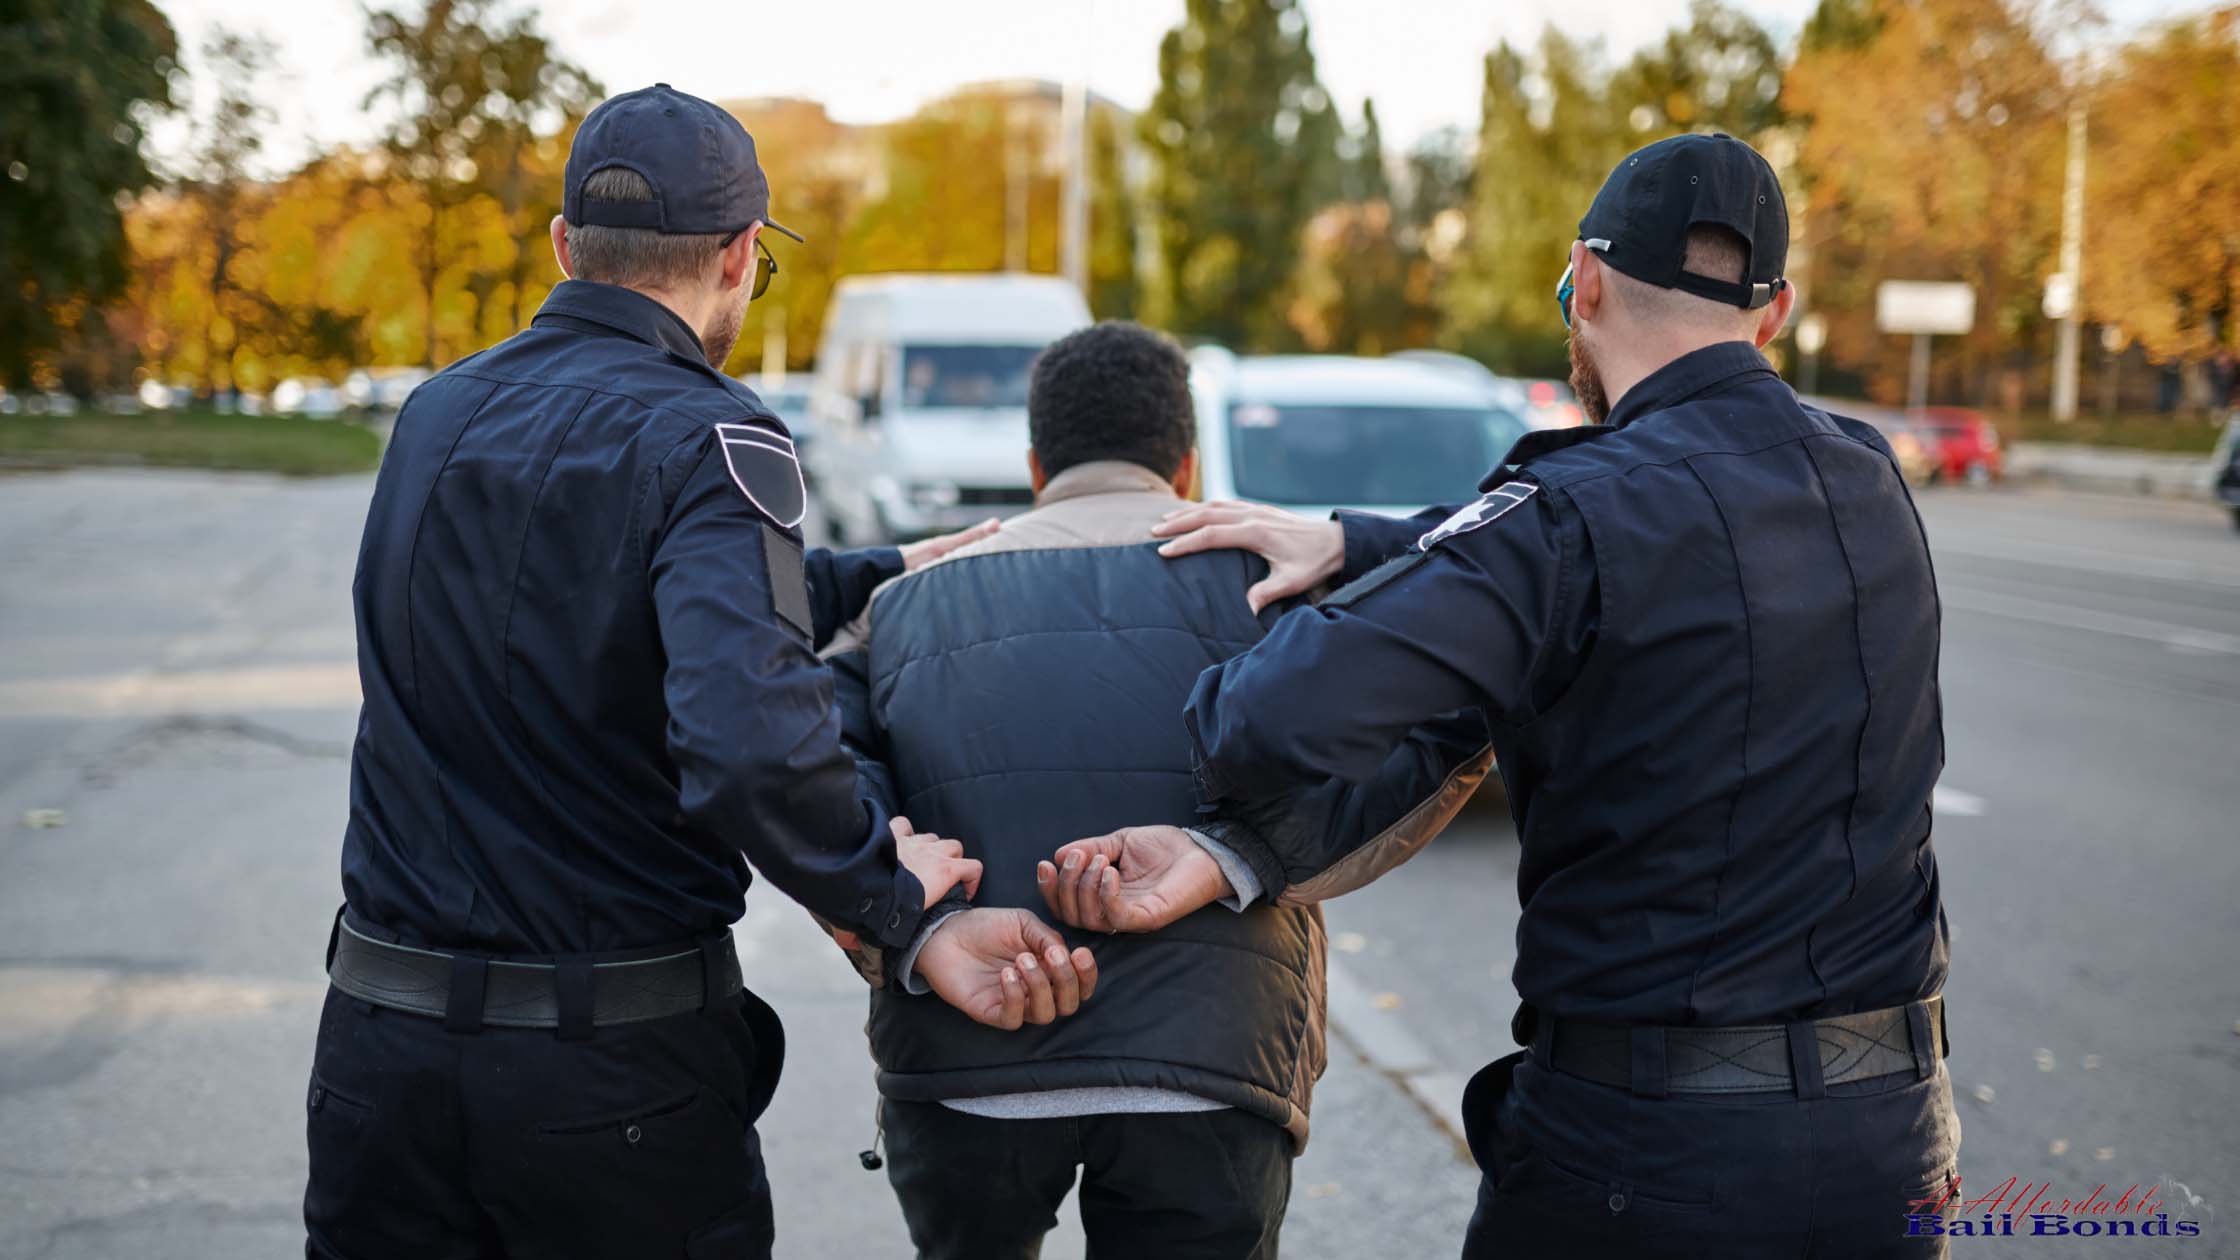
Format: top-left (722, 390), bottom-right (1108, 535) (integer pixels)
top-left (306, 85), bottom-right (1095, 1260)
top-left (1049, 134), bottom-right (1959, 1259)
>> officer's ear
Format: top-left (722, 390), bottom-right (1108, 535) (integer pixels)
top-left (550, 215), bottom-right (574, 279)
top-left (1570, 242), bottom-right (1606, 327)
top-left (716, 222), bottom-right (760, 295)
top-left (1752, 281), bottom-right (1796, 350)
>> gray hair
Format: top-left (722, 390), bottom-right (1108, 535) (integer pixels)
top-left (564, 167), bottom-right (729, 291)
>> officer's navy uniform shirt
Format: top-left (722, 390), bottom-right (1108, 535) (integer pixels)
top-left (344, 279), bottom-right (924, 957)
top-left (1191, 342), bottom-right (1949, 1027)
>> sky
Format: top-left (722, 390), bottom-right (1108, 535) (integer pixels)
top-left (148, 0), bottom-right (2199, 177)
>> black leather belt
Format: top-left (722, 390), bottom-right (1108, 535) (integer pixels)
top-left (1528, 996), bottom-right (1947, 1098)
top-left (327, 914), bottom-right (743, 1034)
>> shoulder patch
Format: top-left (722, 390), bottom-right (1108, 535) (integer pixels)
top-left (716, 422), bottom-right (806, 529)
top-left (1417, 482), bottom-right (1539, 551)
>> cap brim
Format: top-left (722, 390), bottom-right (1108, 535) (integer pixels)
top-left (764, 219), bottom-right (805, 244)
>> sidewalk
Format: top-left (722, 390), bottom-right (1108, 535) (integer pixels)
top-left (2005, 441), bottom-right (2217, 501)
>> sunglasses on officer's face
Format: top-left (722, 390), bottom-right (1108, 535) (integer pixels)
top-left (718, 227), bottom-right (779, 300)
top-left (1556, 259), bottom-right (1577, 330)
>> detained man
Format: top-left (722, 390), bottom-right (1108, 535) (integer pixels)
top-left (818, 322), bottom-right (1492, 1259)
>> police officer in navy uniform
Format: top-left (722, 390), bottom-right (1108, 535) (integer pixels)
top-left (305, 85), bottom-right (1095, 1259)
top-left (1048, 134), bottom-right (1961, 1258)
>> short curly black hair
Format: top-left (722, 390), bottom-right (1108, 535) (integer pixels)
top-left (1028, 321), bottom-right (1195, 481)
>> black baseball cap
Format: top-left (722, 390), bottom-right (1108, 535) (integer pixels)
top-left (563, 84), bottom-right (803, 242)
top-left (1578, 132), bottom-right (1786, 309)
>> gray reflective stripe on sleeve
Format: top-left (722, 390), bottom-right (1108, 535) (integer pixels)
top-left (1275, 742), bottom-right (1494, 907)
top-left (1417, 482), bottom-right (1538, 551)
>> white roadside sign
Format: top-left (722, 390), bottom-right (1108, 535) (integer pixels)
top-left (1876, 281), bottom-right (1977, 336)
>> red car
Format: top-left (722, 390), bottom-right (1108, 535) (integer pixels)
top-left (1912, 407), bottom-right (2004, 485)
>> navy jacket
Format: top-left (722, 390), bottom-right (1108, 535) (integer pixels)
top-left (343, 279), bottom-right (927, 956)
top-left (1191, 343), bottom-right (1949, 1027)
top-left (827, 462), bottom-right (1492, 1146)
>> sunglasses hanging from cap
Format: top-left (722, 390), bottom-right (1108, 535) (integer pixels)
top-left (718, 227), bottom-right (780, 300)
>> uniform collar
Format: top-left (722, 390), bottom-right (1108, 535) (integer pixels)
top-left (1604, 340), bottom-right (1777, 430)
top-left (1036, 460), bottom-right (1179, 507)
top-left (532, 279), bottom-right (709, 363)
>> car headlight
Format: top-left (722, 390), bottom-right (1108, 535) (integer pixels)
top-left (907, 481), bottom-right (961, 510)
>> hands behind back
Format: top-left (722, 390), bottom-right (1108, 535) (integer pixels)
top-left (1037, 825), bottom-right (1231, 934)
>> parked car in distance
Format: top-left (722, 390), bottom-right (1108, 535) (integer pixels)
top-left (271, 377), bottom-right (346, 419)
top-left (1912, 406), bottom-right (2004, 485)
top-left (344, 367), bottom-right (431, 414)
top-left (1517, 378), bottom-right (1585, 430)
top-left (804, 273), bottom-right (1091, 543)
top-left (2209, 417), bottom-right (2240, 533)
top-left (1191, 350), bottom-right (1531, 521)
top-left (747, 378), bottom-right (815, 453)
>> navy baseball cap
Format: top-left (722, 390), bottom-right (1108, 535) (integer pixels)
top-left (563, 84), bottom-right (803, 242)
top-left (1578, 133), bottom-right (1787, 309)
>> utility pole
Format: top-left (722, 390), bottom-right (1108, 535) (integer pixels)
top-left (1059, 82), bottom-right (1089, 296)
top-left (2050, 99), bottom-right (2087, 422)
top-left (760, 305), bottom-right (787, 390)
top-left (1058, 0), bottom-right (1094, 297)
top-left (1005, 109), bottom-right (1030, 273)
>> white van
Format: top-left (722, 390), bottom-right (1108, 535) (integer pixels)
top-left (803, 274), bottom-right (1091, 543)
top-left (1190, 350), bottom-right (1531, 520)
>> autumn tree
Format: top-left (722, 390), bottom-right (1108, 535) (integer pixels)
top-left (1786, 0), bottom-right (2069, 403)
top-left (1087, 105), bottom-right (1141, 320)
top-left (177, 26), bottom-right (276, 395)
top-left (1440, 31), bottom-right (1625, 374)
top-left (2084, 6), bottom-right (2240, 361)
top-left (1440, 3), bottom-right (1785, 376)
top-left (1140, 0), bottom-right (1341, 348)
top-left (364, 0), bottom-right (598, 367)
top-left (0, 0), bottom-right (178, 392)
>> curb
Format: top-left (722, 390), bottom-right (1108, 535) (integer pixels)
top-left (2007, 442), bottom-right (2217, 502)
top-left (1323, 959), bottom-right (1474, 1161)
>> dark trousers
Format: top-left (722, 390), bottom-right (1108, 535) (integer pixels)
top-left (303, 984), bottom-right (785, 1259)
top-left (1459, 1051), bottom-right (1962, 1259)
top-left (882, 1098), bottom-right (1293, 1260)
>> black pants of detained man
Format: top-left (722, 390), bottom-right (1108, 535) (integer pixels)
top-left (1461, 1050), bottom-right (1963, 1259)
top-left (881, 1099), bottom-right (1293, 1260)
top-left (302, 985), bottom-right (784, 1258)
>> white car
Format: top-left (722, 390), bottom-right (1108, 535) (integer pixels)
top-left (804, 273), bottom-right (1091, 543)
top-left (1190, 351), bottom-right (1532, 522)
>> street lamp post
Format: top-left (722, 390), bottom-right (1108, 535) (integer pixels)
top-left (2050, 99), bottom-right (2088, 423)
top-left (1796, 312), bottom-right (1827, 397)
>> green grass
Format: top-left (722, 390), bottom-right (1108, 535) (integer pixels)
top-left (0, 409), bottom-right (384, 476)
top-left (1995, 409), bottom-right (2228, 455)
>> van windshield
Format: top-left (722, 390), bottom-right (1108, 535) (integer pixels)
top-left (900, 345), bottom-right (1042, 410)
top-left (1227, 403), bottom-right (1526, 507)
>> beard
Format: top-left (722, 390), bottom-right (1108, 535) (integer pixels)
top-left (699, 289), bottom-right (750, 369)
top-left (1567, 331), bottom-right (1611, 425)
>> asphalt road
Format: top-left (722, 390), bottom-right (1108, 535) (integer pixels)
top-left (0, 470), bottom-right (2233, 1258)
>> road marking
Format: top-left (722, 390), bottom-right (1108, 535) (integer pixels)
top-left (1933, 535), bottom-right (2240, 592)
top-left (1933, 786), bottom-right (1986, 817)
top-left (0, 661), bottom-right (361, 718)
top-left (1940, 587), bottom-right (2240, 657)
